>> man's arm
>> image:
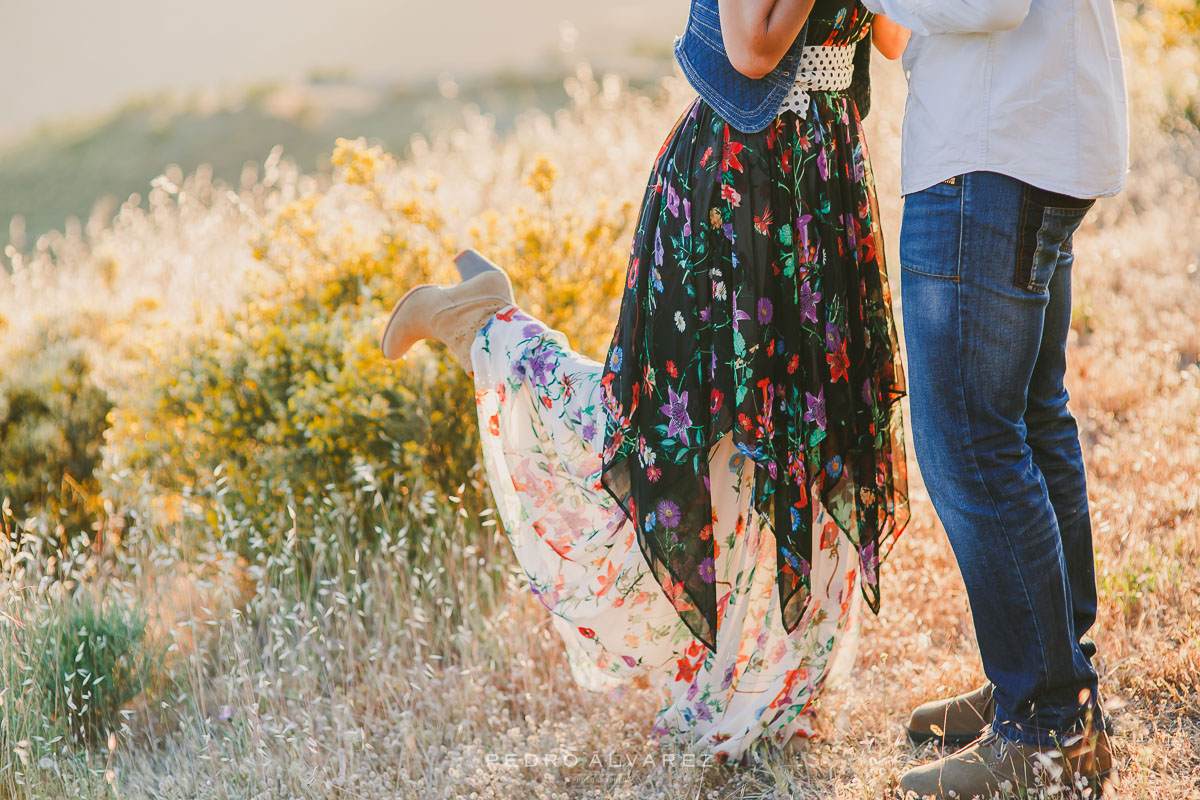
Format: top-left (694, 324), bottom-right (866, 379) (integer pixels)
top-left (858, 0), bottom-right (1032, 36)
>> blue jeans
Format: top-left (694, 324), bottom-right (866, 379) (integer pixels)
top-left (899, 171), bottom-right (1103, 748)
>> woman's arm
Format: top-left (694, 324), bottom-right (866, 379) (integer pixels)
top-left (718, 0), bottom-right (818, 79)
top-left (871, 14), bottom-right (910, 60)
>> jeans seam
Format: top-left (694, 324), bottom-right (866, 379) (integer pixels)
top-left (955, 181), bottom-right (1055, 719)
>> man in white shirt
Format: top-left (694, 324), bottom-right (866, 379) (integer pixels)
top-left (856, 0), bottom-right (1129, 796)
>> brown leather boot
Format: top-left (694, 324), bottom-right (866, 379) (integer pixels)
top-left (906, 682), bottom-right (996, 748)
top-left (896, 725), bottom-right (1113, 799)
top-left (379, 249), bottom-right (515, 375)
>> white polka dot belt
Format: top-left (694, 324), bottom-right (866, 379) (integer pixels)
top-left (776, 44), bottom-right (857, 119)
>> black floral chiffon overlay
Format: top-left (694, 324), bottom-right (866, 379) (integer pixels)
top-left (600, 2), bottom-right (910, 652)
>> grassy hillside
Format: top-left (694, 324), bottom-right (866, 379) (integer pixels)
top-left (0, 65), bottom-right (673, 256)
top-left (0, 2), bottom-right (1196, 798)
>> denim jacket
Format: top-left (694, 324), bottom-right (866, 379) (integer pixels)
top-left (672, 0), bottom-right (810, 134)
top-left (673, 0), bottom-right (873, 133)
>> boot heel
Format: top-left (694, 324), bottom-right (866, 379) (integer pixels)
top-left (454, 248), bottom-right (505, 281)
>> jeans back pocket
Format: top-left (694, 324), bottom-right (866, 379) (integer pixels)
top-left (1014, 187), bottom-right (1094, 294)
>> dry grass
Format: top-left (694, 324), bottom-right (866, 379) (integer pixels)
top-left (1, 13), bottom-right (1198, 800)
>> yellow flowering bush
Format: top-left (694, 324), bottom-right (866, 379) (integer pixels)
top-left (101, 137), bottom-right (637, 557)
top-left (1119, 0), bottom-right (1200, 127)
top-left (0, 337), bottom-right (112, 550)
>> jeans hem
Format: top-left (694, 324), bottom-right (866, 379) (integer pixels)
top-left (991, 706), bottom-right (1106, 749)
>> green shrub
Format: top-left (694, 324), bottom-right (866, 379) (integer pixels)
top-left (34, 591), bottom-right (166, 746)
top-left (0, 586), bottom-right (166, 764)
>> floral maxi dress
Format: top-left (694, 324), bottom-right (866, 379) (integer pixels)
top-left (470, 1), bottom-right (908, 762)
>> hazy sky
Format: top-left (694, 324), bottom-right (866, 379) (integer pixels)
top-left (1, 0), bottom-right (686, 139)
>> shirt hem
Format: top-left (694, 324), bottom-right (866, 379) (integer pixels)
top-left (900, 167), bottom-right (1128, 200)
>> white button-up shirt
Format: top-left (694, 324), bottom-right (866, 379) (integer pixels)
top-left (859, 0), bottom-right (1129, 198)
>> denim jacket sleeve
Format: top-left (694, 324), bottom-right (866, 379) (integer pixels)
top-left (673, 0), bottom-right (809, 134)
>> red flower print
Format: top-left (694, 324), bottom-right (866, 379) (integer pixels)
top-left (578, 626), bottom-right (596, 639)
top-left (675, 653), bottom-right (702, 683)
top-left (666, 359), bottom-right (678, 378)
top-left (710, 388), bottom-right (724, 414)
top-left (821, 521), bottom-right (839, 550)
top-left (488, 412), bottom-right (500, 436)
top-left (754, 204), bottom-right (773, 235)
top-left (627, 256), bottom-right (639, 290)
top-left (700, 145), bottom-right (713, 166)
top-left (781, 147), bottom-right (792, 174)
top-left (661, 576), bottom-right (692, 612)
top-left (496, 306), bottom-right (519, 322)
top-left (720, 184), bottom-right (742, 207)
top-left (860, 229), bottom-right (877, 263)
top-left (788, 354), bottom-right (800, 374)
top-left (738, 412), bottom-right (752, 430)
top-left (827, 340), bottom-right (850, 383)
top-left (721, 125), bottom-right (744, 173)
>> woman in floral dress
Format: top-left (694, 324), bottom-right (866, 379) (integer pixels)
top-left (382, 0), bottom-right (910, 763)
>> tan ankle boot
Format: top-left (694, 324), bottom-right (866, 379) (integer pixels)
top-left (907, 682), bottom-right (995, 748)
top-left (379, 251), bottom-right (514, 374)
top-left (896, 725), bottom-right (1113, 799)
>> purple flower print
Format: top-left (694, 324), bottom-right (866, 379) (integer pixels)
top-left (843, 213), bottom-right (858, 249)
top-left (723, 221), bottom-right (734, 242)
top-left (682, 199), bottom-right (692, 236)
top-left (698, 557), bottom-right (715, 582)
top-left (817, 147), bottom-right (828, 181)
top-left (666, 183), bottom-right (680, 217)
top-left (661, 386), bottom-right (692, 442)
top-left (699, 304), bottom-right (711, 322)
top-left (862, 377), bottom-right (874, 405)
top-left (732, 289), bottom-right (751, 332)
top-left (799, 282), bottom-right (821, 324)
top-left (797, 212), bottom-right (812, 253)
top-left (696, 702), bottom-right (713, 722)
top-left (654, 227), bottom-right (664, 266)
top-left (527, 346), bottom-right (556, 385)
top-left (523, 323), bottom-right (542, 338)
top-left (757, 297), bottom-right (773, 324)
top-left (804, 387), bottom-right (826, 430)
top-left (656, 499), bottom-right (682, 529)
top-left (860, 540), bottom-right (879, 585)
top-left (722, 664), bottom-right (736, 689)
top-left (582, 419), bottom-right (597, 443)
top-left (826, 321), bottom-right (844, 351)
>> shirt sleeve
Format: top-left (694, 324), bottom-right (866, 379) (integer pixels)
top-left (859, 0), bottom-right (1033, 36)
